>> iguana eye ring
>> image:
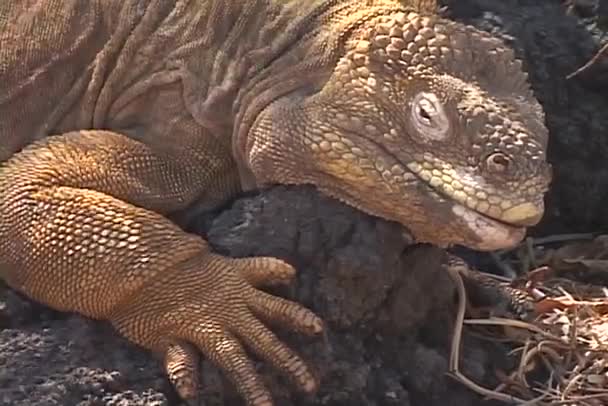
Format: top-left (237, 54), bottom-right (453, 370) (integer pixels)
top-left (411, 92), bottom-right (450, 141)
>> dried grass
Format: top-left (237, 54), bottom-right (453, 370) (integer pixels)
top-left (449, 234), bottom-right (608, 405)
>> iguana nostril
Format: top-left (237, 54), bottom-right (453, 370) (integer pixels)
top-left (486, 152), bottom-right (511, 174)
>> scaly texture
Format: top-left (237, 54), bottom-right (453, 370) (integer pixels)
top-left (0, 1), bottom-right (551, 405)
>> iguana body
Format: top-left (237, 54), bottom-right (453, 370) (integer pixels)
top-left (0, 1), bottom-right (551, 405)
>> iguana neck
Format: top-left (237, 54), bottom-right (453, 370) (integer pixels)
top-left (190, 0), bottom-right (407, 185)
top-left (183, 2), bottom-right (403, 124)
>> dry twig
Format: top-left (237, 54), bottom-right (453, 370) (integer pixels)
top-left (447, 234), bottom-right (608, 404)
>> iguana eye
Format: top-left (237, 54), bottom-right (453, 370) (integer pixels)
top-left (417, 99), bottom-right (435, 124)
top-left (411, 92), bottom-right (450, 141)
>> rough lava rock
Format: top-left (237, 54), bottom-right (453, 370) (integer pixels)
top-left (444, 0), bottom-right (608, 235)
top-left (1, 1), bottom-right (607, 406)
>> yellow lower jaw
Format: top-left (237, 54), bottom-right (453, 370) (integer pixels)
top-left (500, 202), bottom-right (544, 226)
top-left (406, 161), bottom-right (544, 227)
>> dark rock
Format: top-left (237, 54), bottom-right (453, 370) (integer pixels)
top-left (443, 0), bottom-right (608, 236)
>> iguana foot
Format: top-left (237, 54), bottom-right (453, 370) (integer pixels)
top-left (446, 254), bottom-right (535, 319)
top-left (0, 130), bottom-right (323, 406)
top-left (112, 252), bottom-right (322, 406)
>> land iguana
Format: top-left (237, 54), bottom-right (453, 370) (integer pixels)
top-left (0, 1), bottom-right (551, 405)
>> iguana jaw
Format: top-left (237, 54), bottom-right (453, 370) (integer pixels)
top-left (399, 153), bottom-right (547, 250)
top-left (401, 158), bottom-right (544, 250)
top-left (404, 155), bottom-right (545, 228)
top-left (317, 165), bottom-right (536, 252)
top-left (449, 201), bottom-right (526, 251)
top-left (314, 177), bottom-right (529, 252)
top-left (326, 177), bottom-right (533, 251)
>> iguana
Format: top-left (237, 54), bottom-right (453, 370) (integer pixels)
top-left (0, 1), bottom-right (551, 405)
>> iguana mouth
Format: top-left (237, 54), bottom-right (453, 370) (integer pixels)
top-left (404, 160), bottom-right (544, 227)
top-left (448, 199), bottom-right (527, 250)
top-left (403, 161), bottom-right (543, 250)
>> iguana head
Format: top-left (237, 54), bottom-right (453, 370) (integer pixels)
top-left (241, 5), bottom-right (551, 251)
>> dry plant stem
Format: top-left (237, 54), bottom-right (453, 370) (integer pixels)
top-left (570, 305), bottom-right (579, 351)
top-left (538, 355), bottom-right (555, 381)
top-left (447, 265), bottom-right (466, 372)
top-left (517, 392), bottom-right (549, 406)
top-left (567, 42), bottom-right (608, 79)
top-left (445, 266), bottom-right (528, 404)
top-left (525, 236), bottom-right (536, 270)
top-left (516, 341), bottom-right (533, 385)
top-left (527, 233), bottom-right (596, 246)
top-left (475, 270), bottom-right (513, 283)
top-left (493, 369), bottom-right (519, 394)
top-left (517, 341), bottom-right (562, 387)
top-left (586, 388), bottom-right (608, 394)
top-left (463, 318), bottom-right (566, 343)
top-left (561, 373), bottom-right (583, 401)
top-left (535, 341), bottom-right (563, 363)
top-left (549, 393), bottom-right (608, 405)
top-left (564, 311), bottom-right (577, 367)
top-left (447, 370), bottom-right (528, 405)
top-left (516, 342), bottom-right (561, 387)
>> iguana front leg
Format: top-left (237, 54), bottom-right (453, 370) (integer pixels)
top-left (0, 130), bottom-right (322, 406)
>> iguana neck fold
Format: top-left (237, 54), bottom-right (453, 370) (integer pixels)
top-left (224, 1), bottom-right (420, 188)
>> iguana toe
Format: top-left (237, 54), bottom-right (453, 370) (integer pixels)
top-left (446, 254), bottom-right (535, 318)
top-left (189, 326), bottom-right (274, 406)
top-left (164, 339), bottom-right (201, 403)
top-left (230, 312), bottom-right (319, 394)
top-left (247, 287), bottom-right (324, 335)
top-left (231, 256), bottom-right (297, 287)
